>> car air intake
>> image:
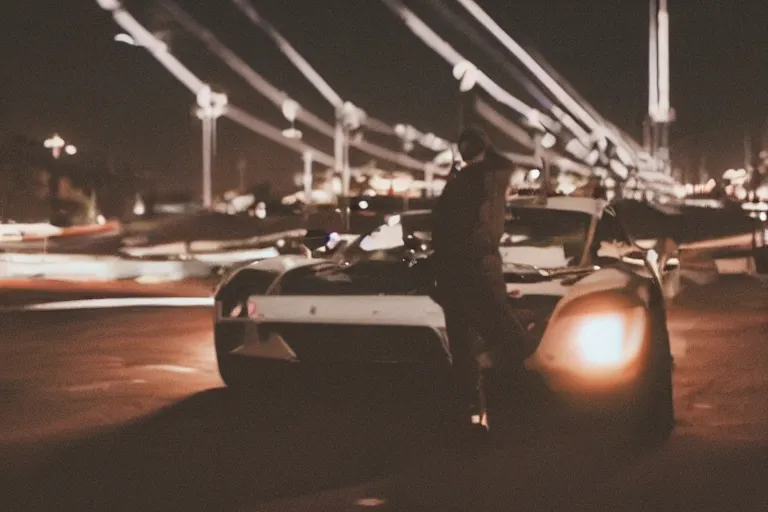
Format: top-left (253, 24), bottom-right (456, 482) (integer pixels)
top-left (258, 323), bottom-right (448, 364)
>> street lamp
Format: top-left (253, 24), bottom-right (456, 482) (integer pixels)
top-left (335, 101), bottom-right (366, 231)
top-left (195, 85), bottom-right (228, 208)
top-left (43, 134), bottom-right (76, 160)
top-left (42, 133), bottom-right (77, 224)
top-left (112, 27), bottom-right (222, 208)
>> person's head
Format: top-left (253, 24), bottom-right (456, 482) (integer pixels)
top-left (458, 127), bottom-right (491, 163)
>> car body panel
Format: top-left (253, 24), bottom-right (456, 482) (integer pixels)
top-left (214, 197), bottom-right (672, 401)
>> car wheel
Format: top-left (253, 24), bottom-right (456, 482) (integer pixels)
top-left (624, 352), bottom-right (675, 446)
top-left (635, 302), bottom-right (675, 443)
top-left (217, 356), bottom-right (304, 411)
top-left (214, 322), bottom-right (246, 391)
top-left (214, 326), bottom-right (295, 403)
top-left (217, 353), bottom-right (245, 391)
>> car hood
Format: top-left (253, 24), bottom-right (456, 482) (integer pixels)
top-left (276, 258), bottom-right (597, 295)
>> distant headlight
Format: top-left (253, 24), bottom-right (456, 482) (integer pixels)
top-left (569, 306), bottom-right (646, 371)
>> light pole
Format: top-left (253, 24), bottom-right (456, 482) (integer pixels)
top-left (302, 151), bottom-right (313, 204)
top-left (336, 101), bottom-right (365, 231)
top-left (236, 157), bottom-right (247, 191)
top-left (43, 134), bottom-right (77, 223)
top-left (394, 123), bottom-right (451, 197)
top-left (648, 0), bottom-right (674, 176)
top-left (195, 85), bottom-right (228, 208)
top-left (113, 30), bottom-right (227, 209)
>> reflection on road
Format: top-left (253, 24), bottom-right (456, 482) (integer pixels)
top-left (0, 277), bottom-right (766, 511)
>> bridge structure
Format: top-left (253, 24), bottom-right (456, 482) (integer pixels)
top-left (95, 0), bottom-right (678, 210)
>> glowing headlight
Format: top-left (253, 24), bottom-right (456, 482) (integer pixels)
top-left (569, 306), bottom-right (646, 371)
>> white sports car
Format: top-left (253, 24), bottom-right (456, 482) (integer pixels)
top-left (213, 196), bottom-right (678, 438)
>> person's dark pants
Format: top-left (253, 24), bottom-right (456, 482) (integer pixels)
top-left (433, 253), bottom-right (531, 418)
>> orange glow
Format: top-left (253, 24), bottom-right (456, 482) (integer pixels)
top-left (570, 307), bottom-right (645, 372)
top-left (574, 314), bottom-right (624, 366)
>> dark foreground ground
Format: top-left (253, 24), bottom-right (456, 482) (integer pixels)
top-left (0, 276), bottom-right (766, 511)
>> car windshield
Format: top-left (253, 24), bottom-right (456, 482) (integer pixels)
top-left (500, 207), bottom-right (592, 268)
top-left (342, 208), bottom-right (592, 268)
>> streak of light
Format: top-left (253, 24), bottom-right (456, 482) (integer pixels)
top-left (141, 364), bottom-right (198, 374)
top-left (230, 0), bottom-right (399, 137)
top-left (421, 0), bottom-right (555, 111)
top-left (455, 0), bottom-right (638, 162)
top-left (161, 0), bottom-right (431, 172)
top-left (225, 106), bottom-right (335, 166)
top-left (378, 0), bottom-right (551, 132)
top-left (5, 297), bottom-right (215, 312)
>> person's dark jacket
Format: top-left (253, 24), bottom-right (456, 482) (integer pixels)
top-left (430, 149), bottom-right (531, 364)
top-left (432, 150), bottom-right (513, 265)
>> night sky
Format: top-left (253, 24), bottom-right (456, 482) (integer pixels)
top-left (2, 0), bottom-right (767, 195)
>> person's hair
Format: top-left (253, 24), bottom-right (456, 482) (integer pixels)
top-left (458, 126), bottom-right (491, 161)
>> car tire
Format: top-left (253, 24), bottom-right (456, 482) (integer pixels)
top-left (217, 354), bottom-right (245, 391)
top-left (214, 325), bottom-right (295, 404)
top-left (629, 359), bottom-right (675, 446)
top-left (217, 355), bottom-right (305, 411)
top-left (626, 308), bottom-right (675, 445)
top-left (214, 322), bottom-right (247, 391)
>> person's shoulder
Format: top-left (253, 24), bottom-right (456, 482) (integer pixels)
top-left (471, 151), bottom-right (510, 172)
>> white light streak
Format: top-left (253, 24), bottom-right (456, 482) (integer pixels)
top-left (104, 3), bottom-right (204, 94)
top-left (648, 0), bottom-right (659, 119)
top-left (379, 0), bottom-right (549, 131)
top-left (455, 0), bottom-right (637, 164)
top-left (161, 0), bottom-right (430, 172)
top-left (231, 0), bottom-right (343, 108)
top-left (160, 0), bottom-right (332, 137)
top-left (225, 105), bottom-right (335, 167)
top-left (657, 0), bottom-right (670, 120)
top-left (6, 297), bottom-right (214, 312)
top-left (142, 364), bottom-right (199, 374)
top-left (233, 0), bottom-right (399, 138)
top-left (473, 97), bottom-right (590, 174)
top-left (455, 0), bottom-right (597, 133)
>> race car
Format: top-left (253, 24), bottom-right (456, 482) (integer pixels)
top-left (213, 196), bottom-right (678, 439)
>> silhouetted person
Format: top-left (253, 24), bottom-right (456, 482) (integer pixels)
top-left (430, 127), bottom-right (531, 433)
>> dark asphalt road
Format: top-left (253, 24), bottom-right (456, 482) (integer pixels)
top-left (0, 277), bottom-right (766, 511)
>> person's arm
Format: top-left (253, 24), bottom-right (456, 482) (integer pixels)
top-left (472, 167), bottom-right (511, 254)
